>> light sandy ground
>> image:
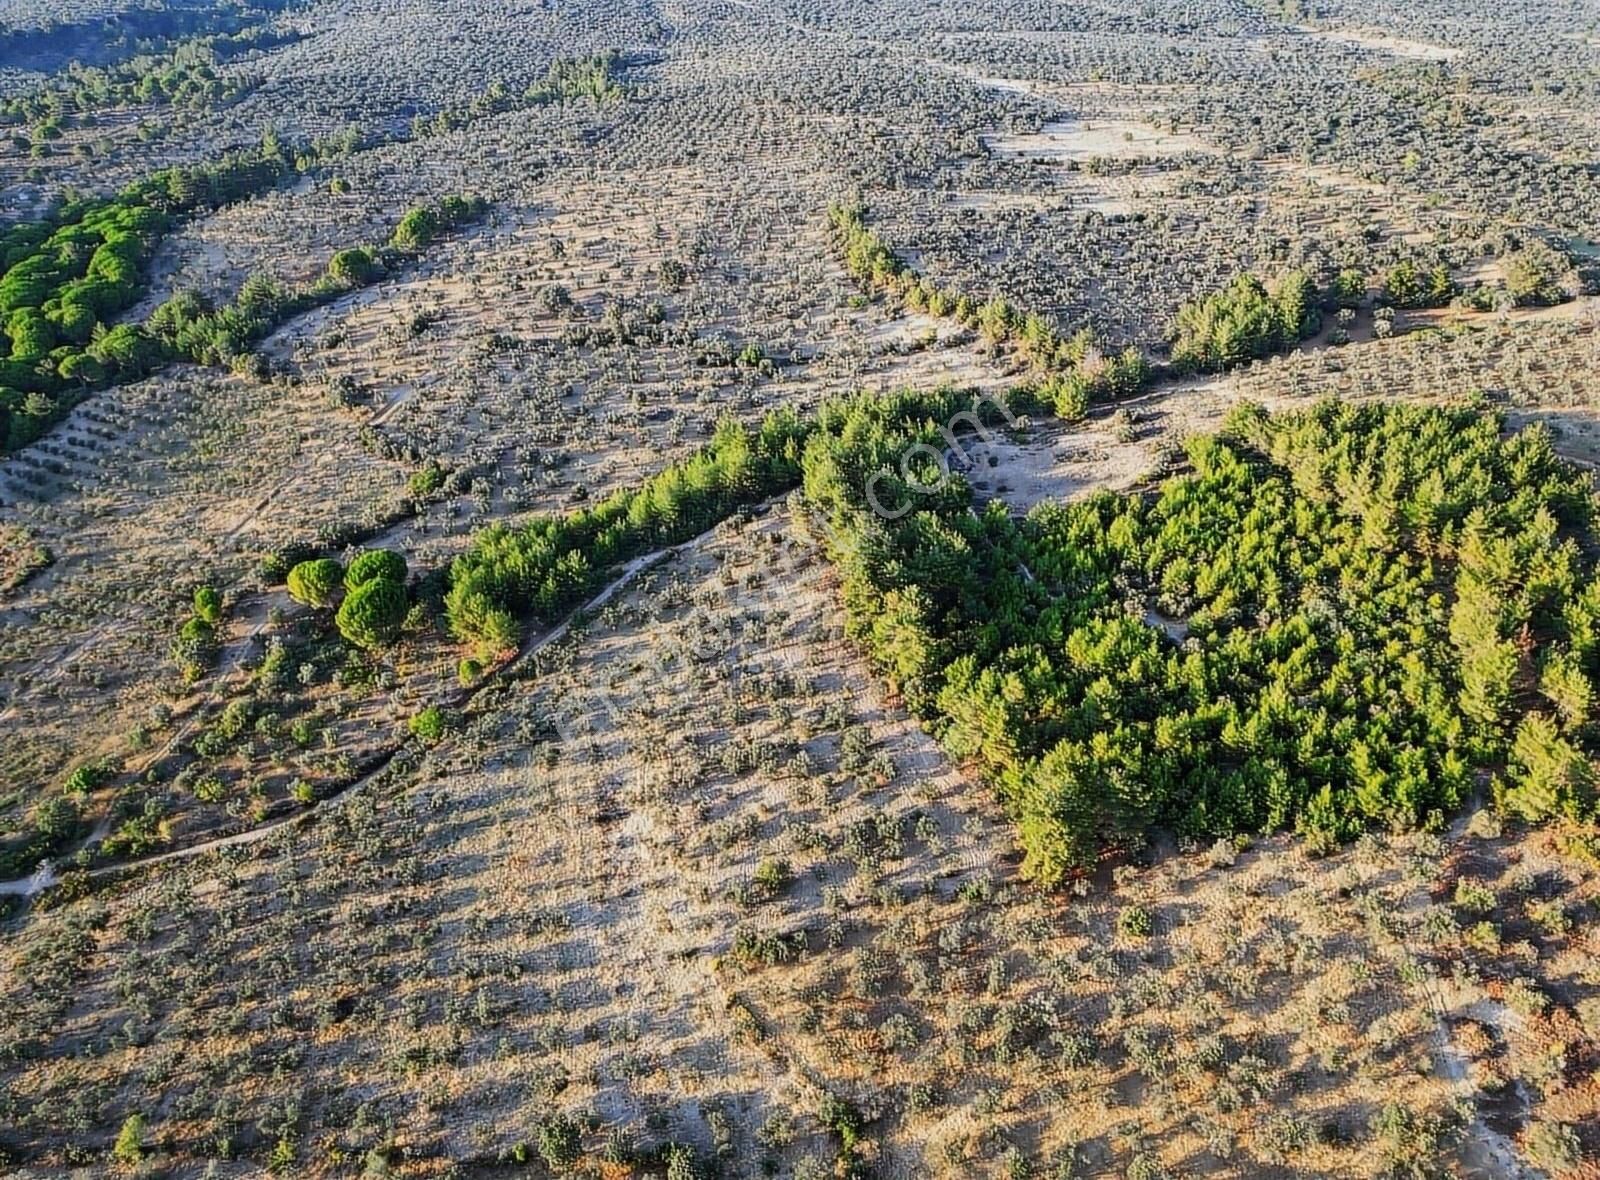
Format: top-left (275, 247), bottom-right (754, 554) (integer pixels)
top-left (1399, 294), bottom-right (1600, 337)
top-left (1266, 159), bottom-right (1388, 198)
top-left (1300, 26), bottom-right (1464, 62)
top-left (942, 191), bottom-right (1072, 213)
top-left (954, 70), bottom-right (1433, 245)
top-left (0, 363), bottom-right (410, 798)
top-left (964, 417), bottom-right (1160, 511)
top-left (982, 119), bottom-right (1214, 164)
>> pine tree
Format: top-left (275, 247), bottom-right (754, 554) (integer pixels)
top-left (1505, 712), bottom-right (1595, 822)
top-left (113, 1113), bottom-right (146, 1166)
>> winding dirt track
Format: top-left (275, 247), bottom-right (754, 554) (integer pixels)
top-left (0, 527), bottom-right (729, 898)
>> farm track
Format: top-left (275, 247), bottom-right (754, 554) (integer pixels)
top-left (0, 520), bottom-right (751, 897)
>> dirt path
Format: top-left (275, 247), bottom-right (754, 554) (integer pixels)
top-left (0, 507), bottom-right (777, 898)
top-left (1396, 805), bottom-right (1535, 1180)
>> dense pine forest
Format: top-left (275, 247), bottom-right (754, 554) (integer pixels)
top-left (802, 395), bottom-right (1599, 878)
